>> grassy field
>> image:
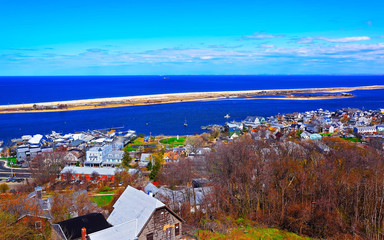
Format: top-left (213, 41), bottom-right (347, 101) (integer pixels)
top-left (320, 133), bottom-right (333, 136)
top-left (98, 191), bottom-right (114, 194)
top-left (124, 137), bottom-right (158, 151)
top-left (340, 137), bottom-right (362, 142)
top-left (125, 146), bottom-right (137, 152)
top-left (132, 138), bottom-right (148, 145)
top-left (91, 195), bottom-right (114, 207)
top-left (159, 137), bottom-right (186, 146)
top-left (197, 227), bottom-right (315, 240)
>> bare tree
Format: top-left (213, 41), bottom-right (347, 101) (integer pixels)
top-left (30, 150), bottom-right (67, 185)
top-left (51, 191), bottom-right (101, 222)
top-left (158, 157), bottom-right (195, 189)
top-left (90, 171), bottom-right (100, 182)
top-left (63, 169), bottom-right (75, 183)
top-left (185, 136), bottom-right (204, 155)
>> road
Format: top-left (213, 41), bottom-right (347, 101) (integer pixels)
top-left (0, 160), bottom-right (31, 178)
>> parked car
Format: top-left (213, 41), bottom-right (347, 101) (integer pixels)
top-left (6, 177), bottom-right (24, 182)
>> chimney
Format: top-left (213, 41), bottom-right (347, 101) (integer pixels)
top-left (82, 227), bottom-right (87, 240)
top-left (34, 186), bottom-right (42, 199)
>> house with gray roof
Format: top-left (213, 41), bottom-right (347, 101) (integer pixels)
top-left (85, 145), bottom-right (112, 167)
top-left (155, 186), bottom-right (212, 213)
top-left (139, 153), bottom-right (153, 167)
top-left (89, 186), bottom-right (183, 240)
top-left (243, 116), bottom-right (265, 127)
top-left (144, 182), bottom-right (160, 196)
top-left (103, 150), bottom-right (124, 167)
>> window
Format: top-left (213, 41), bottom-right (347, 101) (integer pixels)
top-left (146, 233), bottom-right (153, 240)
top-left (35, 221), bottom-right (42, 229)
top-left (175, 223), bottom-right (180, 236)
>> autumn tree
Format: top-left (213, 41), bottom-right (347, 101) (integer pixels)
top-left (0, 211), bottom-right (49, 240)
top-left (121, 150), bottom-right (132, 168)
top-left (51, 191), bottom-right (101, 222)
top-left (149, 152), bottom-right (164, 181)
top-left (199, 135), bottom-right (384, 239)
top-left (114, 169), bottom-right (140, 188)
top-left (0, 183), bottom-right (9, 193)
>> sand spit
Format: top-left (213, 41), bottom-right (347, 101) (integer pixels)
top-left (1, 85), bottom-right (383, 114)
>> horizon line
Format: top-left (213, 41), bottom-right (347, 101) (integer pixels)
top-left (1, 74), bottom-right (384, 77)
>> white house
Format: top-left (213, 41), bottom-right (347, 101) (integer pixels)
top-left (28, 134), bottom-right (44, 147)
top-left (85, 145), bottom-right (112, 167)
top-left (103, 150), bottom-right (124, 167)
top-left (243, 116), bottom-right (265, 127)
top-left (328, 125), bottom-right (335, 133)
top-left (300, 131), bottom-right (311, 139)
top-left (139, 153), bottom-right (153, 167)
top-left (64, 150), bottom-right (84, 166)
top-left (354, 126), bottom-right (376, 134)
top-left (377, 125), bottom-right (384, 132)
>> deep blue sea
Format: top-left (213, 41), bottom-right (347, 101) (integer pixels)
top-left (0, 75), bottom-right (384, 143)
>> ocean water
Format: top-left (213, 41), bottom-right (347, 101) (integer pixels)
top-left (0, 75), bottom-right (383, 143)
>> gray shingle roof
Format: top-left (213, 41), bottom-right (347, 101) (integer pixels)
top-left (88, 219), bottom-right (138, 240)
top-left (107, 186), bottom-right (165, 231)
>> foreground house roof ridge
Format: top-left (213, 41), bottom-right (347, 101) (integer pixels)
top-left (107, 186), bottom-right (165, 230)
top-left (94, 185), bottom-right (183, 240)
top-left (88, 219), bottom-right (139, 240)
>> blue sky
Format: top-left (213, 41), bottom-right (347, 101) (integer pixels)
top-left (1, 0), bottom-right (384, 75)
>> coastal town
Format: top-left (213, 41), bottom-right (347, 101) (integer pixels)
top-left (1, 107), bottom-right (384, 239)
top-left (3, 0), bottom-right (384, 238)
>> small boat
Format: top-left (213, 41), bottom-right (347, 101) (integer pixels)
top-left (184, 119), bottom-right (188, 127)
top-left (224, 113), bottom-right (230, 119)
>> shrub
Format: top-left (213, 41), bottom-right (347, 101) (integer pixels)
top-left (0, 183), bottom-right (9, 193)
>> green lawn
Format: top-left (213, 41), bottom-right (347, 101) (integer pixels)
top-left (124, 137), bottom-right (158, 151)
top-left (320, 133), bottom-right (333, 136)
top-left (91, 195), bottom-right (114, 207)
top-left (159, 137), bottom-right (186, 146)
top-left (197, 227), bottom-right (316, 240)
top-left (0, 157), bottom-right (18, 167)
top-left (125, 146), bottom-right (137, 152)
top-left (340, 137), bottom-right (362, 142)
top-left (98, 190), bottom-right (114, 194)
top-left (132, 137), bottom-right (156, 145)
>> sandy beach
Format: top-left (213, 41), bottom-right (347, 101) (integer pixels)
top-left (1, 85), bottom-right (383, 114)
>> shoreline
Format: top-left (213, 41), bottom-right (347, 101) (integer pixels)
top-left (1, 85), bottom-right (383, 114)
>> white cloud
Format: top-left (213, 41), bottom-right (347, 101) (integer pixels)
top-left (259, 44), bottom-right (275, 48)
top-left (2, 42), bottom-right (384, 74)
top-left (241, 32), bottom-right (285, 40)
top-left (298, 36), bottom-right (371, 43)
top-left (317, 36), bottom-right (371, 43)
